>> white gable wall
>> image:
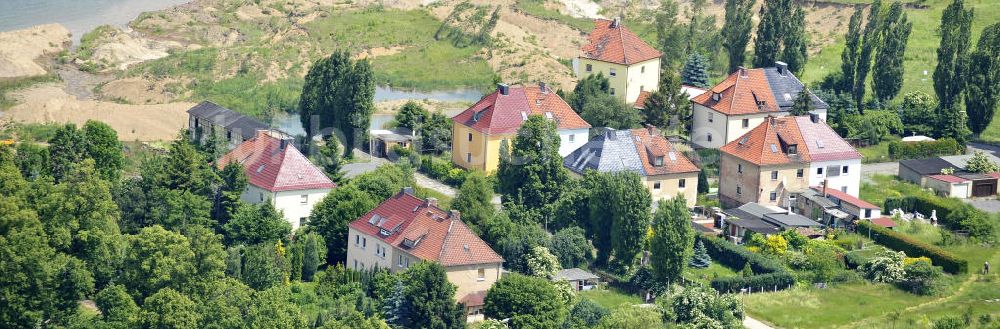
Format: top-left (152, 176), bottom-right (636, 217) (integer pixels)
top-left (558, 128), bottom-right (590, 156)
top-left (241, 184), bottom-right (331, 230)
top-left (808, 158), bottom-right (862, 197)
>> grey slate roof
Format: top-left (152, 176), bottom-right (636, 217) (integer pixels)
top-left (899, 157), bottom-right (960, 175)
top-left (728, 217), bottom-right (782, 235)
top-left (187, 101), bottom-right (271, 140)
top-left (763, 213), bottom-right (822, 228)
top-left (762, 67), bottom-right (829, 110)
top-left (940, 153), bottom-right (1000, 170)
top-left (554, 268), bottom-right (599, 281)
top-left (726, 202), bottom-right (820, 232)
top-left (797, 189), bottom-right (838, 209)
top-left (563, 129), bottom-right (645, 175)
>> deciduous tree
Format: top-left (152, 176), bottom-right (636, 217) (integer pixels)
top-left (934, 0), bottom-right (974, 143)
top-left (497, 115), bottom-right (568, 210)
top-left (223, 202), bottom-right (292, 245)
top-left (310, 185), bottom-right (378, 263)
top-left (964, 22), bottom-right (1000, 135)
top-left (400, 262), bottom-right (466, 329)
top-left (451, 171), bottom-right (494, 232)
top-left (650, 196), bottom-right (693, 283)
top-left (873, 2), bottom-right (912, 101)
top-left (581, 93), bottom-right (640, 129)
top-left (722, 0), bottom-right (755, 73)
top-left (484, 273), bottom-right (568, 328)
top-left (839, 7), bottom-right (864, 93)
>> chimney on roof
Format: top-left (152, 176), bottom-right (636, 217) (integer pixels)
top-left (738, 67), bottom-right (748, 78)
top-left (775, 61), bottom-right (788, 76)
top-left (611, 17), bottom-right (621, 28)
top-left (497, 83), bottom-right (509, 96)
top-left (810, 112), bottom-right (819, 123)
top-left (822, 179), bottom-right (829, 197)
top-left (448, 210), bottom-right (461, 220)
top-left (424, 197), bottom-right (438, 208)
top-left (401, 187), bottom-right (415, 195)
top-left (539, 81), bottom-right (547, 93)
top-left (645, 124), bottom-right (656, 136)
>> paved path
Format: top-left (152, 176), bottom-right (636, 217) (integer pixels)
top-left (744, 316), bottom-right (776, 329)
top-left (414, 171), bottom-right (457, 197)
top-left (861, 161), bottom-right (898, 183)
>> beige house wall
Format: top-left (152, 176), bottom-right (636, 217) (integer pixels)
top-left (645, 172), bottom-right (699, 208)
top-left (578, 57), bottom-right (659, 104)
top-left (719, 153), bottom-right (808, 208)
top-left (445, 263), bottom-right (503, 303)
top-left (452, 123), bottom-right (513, 173)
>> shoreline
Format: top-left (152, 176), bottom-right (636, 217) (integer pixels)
top-left (0, 0), bottom-right (192, 44)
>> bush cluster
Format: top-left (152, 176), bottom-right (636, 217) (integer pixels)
top-left (856, 221), bottom-right (968, 274)
top-left (696, 236), bottom-right (795, 293)
top-left (883, 196), bottom-right (995, 242)
top-left (418, 156), bottom-right (468, 187)
top-left (887, 138), bottom-right (963, 160)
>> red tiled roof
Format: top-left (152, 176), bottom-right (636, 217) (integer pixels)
top-left (460, 291), bottom-right (487, 307)
top-left (217, 132), bottom-right (335, 192)
top-left (580, 19), bottom-right (661, 65)
top-left (348, 191), bottom-right (504, 267)
top-left (871, 217), bottom-right (897, 228)
top-left (452, 84), bottom-right (590, 135)
top-left (721, 116), bottom-right (810, 165)
top-left (631, 128), bottom-right (699, 175)
top-left (633, 90), bottom-right (652, 109)
top-left (929, 174), bottom-right (971, 184)
top-left (692, 68), bottom-right (781, 116)
top-left (988, 173), bottom-right (1000, 179)
top-left (814, 186), bottom-right (879, 209)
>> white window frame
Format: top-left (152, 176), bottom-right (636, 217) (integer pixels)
top-left (300, 194), bottom-right (308, 205)
top-left (477, 268), bottom-right (486, 281)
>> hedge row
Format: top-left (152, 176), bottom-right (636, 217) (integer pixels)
top-left (696, 236), bottom-right (795, 293)
top-left (887, 138), bottom-right (963, 160)
top-left (418, 156), bottom-right (468, 187)
top-left (856, 221), bottom-right (968, 274)
top-left (884, 195), bottom-right (994, 240)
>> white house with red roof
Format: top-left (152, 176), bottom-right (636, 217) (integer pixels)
top-left (691, 63), bottom-right (828, 149)
top-left (346, 188), bottom-right (503, 322)
top-left (577, 18), bottom-right (662, 104)
top-left (451, 83), bottom-right (591, 172)
top-left (216, 131), bottom-right (336, 230)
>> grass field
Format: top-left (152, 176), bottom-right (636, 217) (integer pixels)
top-left (684, 262), bottom-right (739, 285)
top-left (856, 137), bottom-right (900, 164)
top-left (578, 288), bottom-right (644, 309)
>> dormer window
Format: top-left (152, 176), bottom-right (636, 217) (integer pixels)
top-left (654, 156), bottom-right (664, 167)
top-left (787, 144), bottom-right (797, 154)
top-left (711, 92), bottom-right (721, 101)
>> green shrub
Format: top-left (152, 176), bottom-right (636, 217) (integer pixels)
top-left (897, 260), bottom-right (944, 295)
top-left (887, 138), bottom-right (963, 160)
top-left (856, 221), bottom-right (968, 274)
top-left (696, 236), bottom-right (795, 293)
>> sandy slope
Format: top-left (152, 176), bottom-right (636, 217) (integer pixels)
top-left (4, 84), bottom-right (194, 141)
top-left (0, 24), bottom-right (70, 78)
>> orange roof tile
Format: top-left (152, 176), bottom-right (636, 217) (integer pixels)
top-left (692, 68), bottom-right (781, 116)
top-left (720, 116), bottom-right (810, 165)
top-left (452, 84), bottom-right (590, 135)
top-left (631, 128), bottom-right (699, 176)
top-left (216, 132), bottom-right (335, 192)
top-left (580, 19), bottom-right (661, 65)
top-left (633, 90), bottom-right (652, 109)
top-left (348, 191), bottom-right (504, 267)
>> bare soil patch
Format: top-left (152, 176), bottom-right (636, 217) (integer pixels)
top-left (0, 24), bottom-right (71, 78)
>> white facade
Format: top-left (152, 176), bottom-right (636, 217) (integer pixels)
top-left (691, 105), bottom-right (828, 149)
top-left (241, 184), bottom-right (331, 230)
top-left (558, 128), bottom-right (589, 157)
top-left (808, 158), bottom-right (862, 197)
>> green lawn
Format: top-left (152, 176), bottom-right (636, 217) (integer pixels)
top-left (859, 174), bottom-right (934, 208)
top-left (579, 288), bottom-right (643, 309)
top-left (684, 262), bottom-right (738, 285)
top-left (743, 283), bottom-right (938, 329)
top-left (414, 186), bottom-right (453, 209)
top-left (857, 137), bottom-right (900, 164)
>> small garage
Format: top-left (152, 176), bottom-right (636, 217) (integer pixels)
top-left (957, 173), bottom-right (998, 198)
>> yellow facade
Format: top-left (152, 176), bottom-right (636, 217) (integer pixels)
top-left (578, 57), bottom-right (661, 104)
top-left (645, 172), bottom-right (700, 208)
top-left (451, 122), bottom-right (512, 173)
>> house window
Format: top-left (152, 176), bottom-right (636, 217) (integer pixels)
top-left (376, 244), bottom-right (386, 258)
top-left (842, 166), bottom-right (849, 174)
top-left (569, 134), bottom-right (575, 142)
top-left (707, 133), bottom-right (713, 142)
top-left (737, 186), bottom-right (742, 195)
top-left (827, 165), bottom-right (841, 177)
top-left (654, 181), bottom-right (661, 189)
top-left (467, 153), bottom-right (472, 163)
top-left (398, 255), bottom-right (404, 267)
top-left (586, 64), bottom-right (592, 72)
top-left (362, 237), bottom-right (367, 249)
top-left (468, 133), bottom-right (473, 142)
top-left (796, 169), bottom-right (804, 178)
top-left (679, 179), bottom-right (686, 188)
top-left (655, 156), bottom-right (664, 166)
top-left (610, 88), bottom-right (616, 95)
top-left (300, 195), bottom-right (308, 205)
top-left (610, 68), bottom-right (617, 76)
top-left (738, 164), bottom-right (743, 174)
top-left (640, 85), bottom-right (645, 92)
top-left (355, 235), bottom-right (360, 245)
top-left (742, 118), bottom-right (750, 128)
top-left (405, 257), bottom-right (409, 268)
top-left (259, 193), bottom-right (264, 202)
top-left (864, 209), bottom-right (872, 218)
top-left (708, 112), bottom-right (714, 122)
top-left (477, 268), bottom-right (486, 281)
top-left (788, 144), bottom-right (797, 154)
top-left (641, 65), bottom-right (645, 73)
top-left (771, 171), bottom-right (778, 180)
top-left (817, 167), bottom-right (824, 175)
top-left (354, 259), bottom-right (358, 270)
top-left (842, 186), bottom-right (848, 193)
top-left (299, 217), bottom-right (307, 227)
top-left (770, 191), bottom-right (778, 201)
top-left (226, 130), bottom-right (232, 140)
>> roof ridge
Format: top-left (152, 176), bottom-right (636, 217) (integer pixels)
top-left (618, 22), bottom-right (627, 64)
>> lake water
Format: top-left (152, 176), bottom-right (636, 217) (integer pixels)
top-left (0, 0), bottom-right (191, 42)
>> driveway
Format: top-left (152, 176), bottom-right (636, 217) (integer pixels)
top-left (962, 198), bottom-right (1000, 213)
top-left (862, 161), bottom-right (898, 183)
top-left (743, 316), bottom-right (775, 329)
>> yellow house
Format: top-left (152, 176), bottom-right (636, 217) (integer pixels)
top-left (577, 18), bottom-right (662, 105)
top-left (452, 83), bottom-right (591, 172)
top-left (563, 127), bottom-right (701, 208)
top-left (346, 188), bottom-right (504, 322)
